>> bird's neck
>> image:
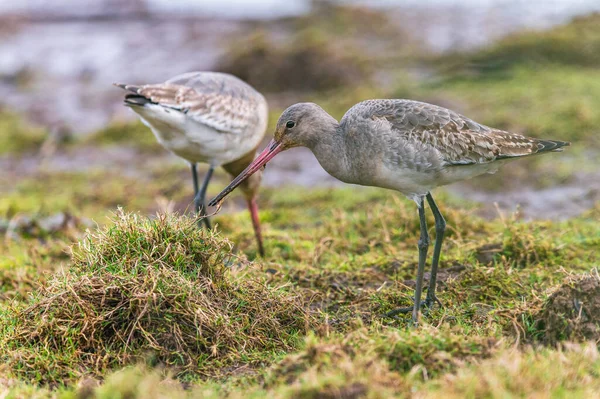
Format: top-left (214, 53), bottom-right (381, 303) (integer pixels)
top-left (307, 123), bottom-right (351, 182)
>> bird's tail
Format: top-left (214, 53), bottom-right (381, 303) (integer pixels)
top-left (536, 139), bottom-right (571, 153)
top-left (113, 82), bottom-right (151, 107)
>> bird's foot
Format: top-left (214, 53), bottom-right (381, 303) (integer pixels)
top-left (200, 217), bottom-right (211, 230)
top-left (195, 212), bottom-right (211, 230)
top-left (424, 294), bottom-right (443, 309)
top-left (193, 199), bottom-right (212, 229)
top-left (383, 302), bottom-right (424, 319)
top-left (383, 294), bottom-right (442, 319)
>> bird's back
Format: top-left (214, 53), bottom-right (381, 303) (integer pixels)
top-left (341, 99), bottom-right (568, 165)
top-left (164, 72), bottom-right (266, 134)
top-left (116, 72), bottom-right (268, 166)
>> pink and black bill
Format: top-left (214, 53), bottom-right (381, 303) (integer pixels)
top-left (208, 139), bottom-right (283, 207)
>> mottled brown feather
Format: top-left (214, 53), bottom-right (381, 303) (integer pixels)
top-left (115, 72), bottom-right (266, 136)
top-left (361, 99), bottom-right (569, 166)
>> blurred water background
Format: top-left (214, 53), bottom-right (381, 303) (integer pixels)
top-left (2, 0), bottom-right (599, 130)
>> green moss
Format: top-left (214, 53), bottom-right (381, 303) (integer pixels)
top-left (0, 211), bottom-right (314, 385)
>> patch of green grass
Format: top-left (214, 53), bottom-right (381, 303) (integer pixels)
top-left (0, 168), bottom-right (190, 222)
top-left (216, 186), bottom-right (600, 344)
top-left (421, 343), bottom-right (600, 398)
top-left (0, 211), bottom-right (315, 385)
top-left (3, 342), bottom-right (599, 398)
top-left (0, 185), bottom-right (598, 396)
top-left (0, 240), bottom-right (67, 302)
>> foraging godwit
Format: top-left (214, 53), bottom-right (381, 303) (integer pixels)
top-left (209, 99), bottom-right (569, 323)
top-left (115, 72), bottom-right (268, 256)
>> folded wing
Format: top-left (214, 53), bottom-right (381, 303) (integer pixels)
top-left (372, 99), bottom-right (569, 166)
top-left (115, 72), bottom-right (266, 136)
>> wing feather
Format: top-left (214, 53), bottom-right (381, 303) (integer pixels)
top-left (116, 72), bottom-right (266, 136)
top-left (362, 99), bottom-right (569, 166)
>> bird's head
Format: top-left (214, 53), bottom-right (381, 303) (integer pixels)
top-left (208, 102), bottom-right (337, 207)
top-left (273, 102), bottom-right (336, 150)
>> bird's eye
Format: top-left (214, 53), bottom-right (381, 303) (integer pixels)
top-left (286, 120), bottom-right (296, 129)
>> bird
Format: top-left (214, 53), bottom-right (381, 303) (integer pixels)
top-left (114, 72), bottom-right (269, 256)
top-left (209, 99), bottom-right (570, 324)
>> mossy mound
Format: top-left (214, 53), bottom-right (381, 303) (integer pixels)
top-left (1, 211), bottom-right (314, 384)
top-left (536, 272), bottom-right (600, 345)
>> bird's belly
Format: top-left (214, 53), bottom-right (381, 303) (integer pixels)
top-left (374, 161), bottom-right (509, 200)
top-left (373, 166), bottom-right (437, 198)
top-left (438, 160), bottom-right (508, 186)
top-left (133, 104), bottom-right (259, 165)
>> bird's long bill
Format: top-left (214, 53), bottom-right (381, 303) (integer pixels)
top-left (208, 139), bottom-right (283, 207)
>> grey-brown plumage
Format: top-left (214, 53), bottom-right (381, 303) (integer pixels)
top-left (209, 98), bottom-right (570, 324)
top-left (115, 72), bottom-right (268, 256)
top-left (353, 99), bottom-right (566, 164)
top-left (114, 72), bottom-right (268, 166)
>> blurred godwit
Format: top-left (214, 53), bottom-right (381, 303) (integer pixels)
top-left (114, 72), bottom-right (268, 256)
top-left (209, 99), bottom-right (569, 323)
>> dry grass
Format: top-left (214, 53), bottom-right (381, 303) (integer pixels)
top-left (0, 210), bottom-right (315, 385)
top-left (423, 343), bottom-right (600, 398)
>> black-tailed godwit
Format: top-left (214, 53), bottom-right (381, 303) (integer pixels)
top-left (209, 99), bottom-right (569, 323)
top-left (115, 72), bottom-right (268, 256)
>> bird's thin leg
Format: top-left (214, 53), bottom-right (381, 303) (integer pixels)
top-left (412, 197), bottom-right (429, 323)
top-left (247, 198), bottom-right (265, 257)
top-left (191, 163), bottom-right (200, 213)
top-left (385, 196), bottom-right (429, 325)
top-left (425, 193), bottom-right (446, 308)
top-left (192, 164), bottom-right (214, 229)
